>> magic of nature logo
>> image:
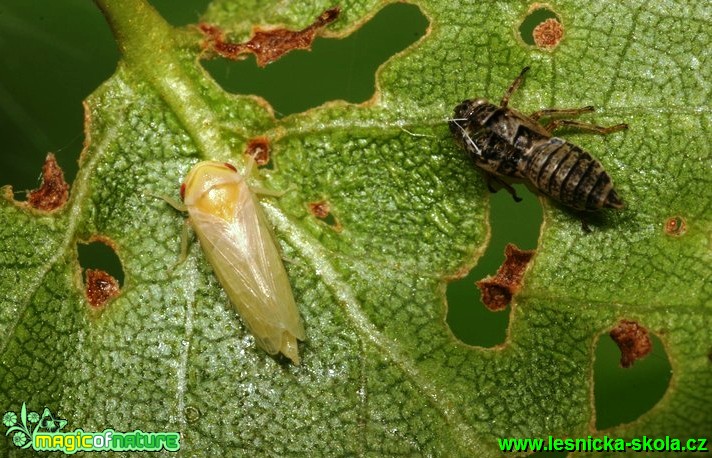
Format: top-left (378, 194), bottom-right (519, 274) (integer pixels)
top-left (3, 403), bottom-right (180, 454)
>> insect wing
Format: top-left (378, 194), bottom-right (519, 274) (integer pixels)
top-left (188, 181), bottom-right (305, 360)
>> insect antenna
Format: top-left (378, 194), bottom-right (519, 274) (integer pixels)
top-left (449, 118), bottom-right (482, 155)
top-left (398, 117), bottom-right (468, 139)
top-left (398, 126), bottom-right (437, 138)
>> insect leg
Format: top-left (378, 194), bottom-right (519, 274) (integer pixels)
top-left (486, 174), bottom-right (522, 202)
top-left (242, 154), bottom-right (294, 197)
top-left (544, 119), bottom-right (628, 135)
top-left (251, 185), bottom-right (292, 197)
top-left (147, 191), bottom-right (187, 212)
top-left (500, 66), bottom-right (530, 108)
top-left (529, 106), bottom-right (594, 121)
top-left (581, 217), bottom-right (592, 233)
top-left (174, 219), bottom-right (192, 268)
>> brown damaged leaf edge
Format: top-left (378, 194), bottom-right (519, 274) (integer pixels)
top-left (476, 244), bottom-right (534, 311)
top-left (609, 319), bottom-right (652, 368)
top-left (27, 153), bottom-right (69, 211)
top-left (245, 137), bottom-right (271, 166)
top-left (85, 269), bottom-right (120, 308)
top-left (199, 7), bottom-right (340, 67)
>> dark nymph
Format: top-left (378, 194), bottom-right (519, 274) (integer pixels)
top-left (449, 67), bottom-right (627, 213)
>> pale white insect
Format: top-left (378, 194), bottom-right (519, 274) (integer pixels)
top-left (167, 160), bottom-right (305, 364)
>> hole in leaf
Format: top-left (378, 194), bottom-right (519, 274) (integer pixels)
top-left (245, 137), bottom-right (271, 168)
top-left (308, 199), bottom-right (341, 231)
top-left (202, 3), bottom-right (428, 117)
top-left (77, 239), bottom-right (125, 288)
top-left (519, 6), bottom-right (562, 49)
top-left (446, 185), bottom-right (542, 347)
top-left (664, 215), bottom-right (686, 236)
top-left (594, 330), bottom-right (671, 430)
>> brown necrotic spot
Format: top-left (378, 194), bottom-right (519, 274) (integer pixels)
top-left (476, 244), bottom-right (534, 311)
top-left (518, 5), bottom-right (563, 50)
top-left (610, 320), bottom-right (652, 368)
top-left (27, 153), bottom-right (69, 211)
top-left (533, 17), bottom-right (564, 49)
top-left (85, 269), bottom-right (120, 308)
top-left (664, 215), bottom-right (686, 236)
top-left (308, 200), bottom-right (330, 218)
top-left (308, 199), bottom-right (341, 230)
top-left (199, 7), bottom-right (340, 67)
top-left (245, 137), bottom-right (271, 166)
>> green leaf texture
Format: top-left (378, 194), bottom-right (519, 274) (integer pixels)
top-left (0, 0), bottom-right (709, 455)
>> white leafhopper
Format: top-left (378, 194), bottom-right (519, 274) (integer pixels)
top-left (169, 160), bottom-right (305, 364)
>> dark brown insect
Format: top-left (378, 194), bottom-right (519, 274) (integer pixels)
top-left (449, 67), bottom-right (627, 211)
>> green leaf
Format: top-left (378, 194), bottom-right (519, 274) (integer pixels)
top-left (1, 0), bottom-right (709, 456)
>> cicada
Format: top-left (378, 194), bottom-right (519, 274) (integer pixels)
top-left (169, 160), bottom-right (305, 364)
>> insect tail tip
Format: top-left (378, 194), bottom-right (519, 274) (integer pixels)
top-left (281, 335), bottom-right (302, 365)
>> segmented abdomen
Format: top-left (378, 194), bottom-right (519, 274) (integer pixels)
top-left (523, 138), bottom-right (622, 210)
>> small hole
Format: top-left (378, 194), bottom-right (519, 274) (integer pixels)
top-left (77, 239), bottom-right (125, 286)
top-left (446, 185), bottom-right (542, 347)
top-left (202, 3), bottom-right (428, 116)
top-left (308, 199), bottom-right (341, 231)
top-left (519, 7), bottom-right (562, 49)
top-left (594, 330), bottom-right (671, 430)
top-left (245, 137), bottom-right (272, 168)
top-left (664, 215), bottom-right (686, 236)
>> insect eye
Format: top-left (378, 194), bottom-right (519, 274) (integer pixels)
top-left (223, 162), bottom-right (237, 172)
top-left (180, 183), bottom-right (186, 201)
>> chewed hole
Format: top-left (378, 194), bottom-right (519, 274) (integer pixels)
top-left (77, 239), bottom-right (125, 307)
top-left (308, 199), bottom-right (341, 230)
top-left (245, 137), bottom-right (272, 169)
top-left (446, 184), bottom-right (542, 347)
top-left (593, 329), bottom-right (671, 430)
top-left (519, 6), bottom-right (563, 49)
top-left (202, 3), bottom-right (428, 117)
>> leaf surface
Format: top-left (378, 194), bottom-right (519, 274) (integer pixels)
top-left (0, 0), bottom-right (709, 455)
